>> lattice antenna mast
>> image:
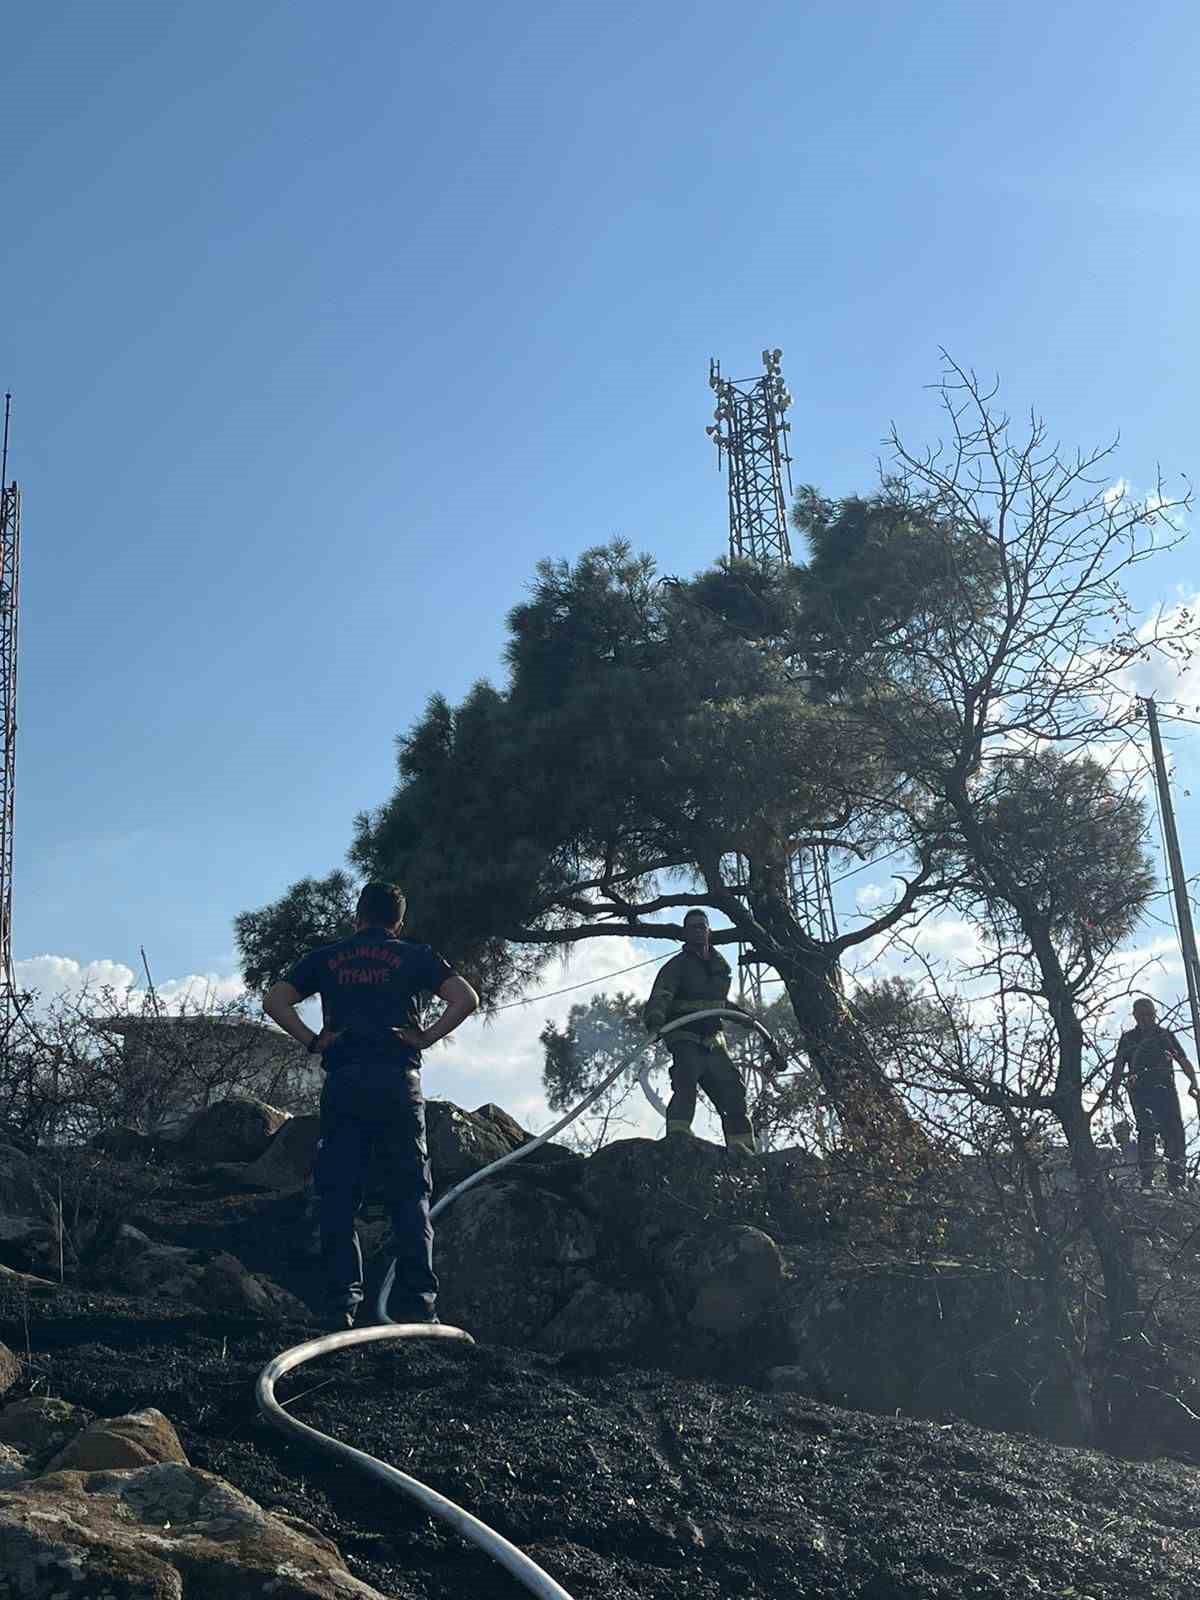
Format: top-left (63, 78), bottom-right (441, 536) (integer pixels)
top-left (706, 351), bottom-right (839, 996)
top-left (707, 348), bottom-right (794, 568)
top-left (0, 395), bottom-right (20, 1030)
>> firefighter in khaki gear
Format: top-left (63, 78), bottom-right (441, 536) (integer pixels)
top-left (643, 909), bottom-right (758, 1153)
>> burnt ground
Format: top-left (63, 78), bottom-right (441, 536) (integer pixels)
top-left (2, 1161), bottom-right (1200, 1598)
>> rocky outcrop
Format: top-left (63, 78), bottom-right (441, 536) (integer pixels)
top-left (53, 1100), bottom-right (1200, 1459)
top-left (577, 1133), bottom-right (746, 1248)
top-left (0, 1216), bottom-right (63, 1279)
top-left (0, 1344), bottom-right (17, 1400)
top-left (88, 1125), bottom-right (160, 1160)
top-left (662, 1222), bottom-right (783, 1338)
top-left (0, 1264), bottom-right (55, 1294)
top-left (0, 1396), bottom-right (386, 1595)
top-left (536, 1280), bottom-right (655, 1355)
top-left (0, 1460), bottom-right (389, 1597)
top-left (106, 1224), bottom-right (308, 1320)
top-left (0, 1144), bottom-right (57, 1226)
top-left (0, 1398), bottom-right (87, 1473)
top-left (425, 1099), bottom-right (525, 1183)
top-left (775, 1249), bottom-right (1088, 1442)
top-left (240, 1113), bottom-right (321, 1190)
top-left (45, 1406), bottom-right (188, 1474)
top-left (435, 1179), bottom-right (598, 1345)
top-left (173, 1097), bottom-right (290, 1164)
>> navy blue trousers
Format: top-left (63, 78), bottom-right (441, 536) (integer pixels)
top-left (1130, 1076), bottom-right (1187, 1189)
top-left (315, 1062), bottom-right (438, 1320)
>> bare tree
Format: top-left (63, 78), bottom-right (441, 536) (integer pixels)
top-left (809, 359), bottom-right (1196, 1429)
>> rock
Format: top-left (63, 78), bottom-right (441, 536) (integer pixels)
top-left (0, 1215), bottom-right (62, 1277)
top-left (472, 1102), bottom-right (530, 1147)
top-left (45, 1407), bottom-right (188, 1473)
top-left (578, 1135), bottom-right (739, 1249)
top-left (0, 1262), bottom-right (56, 1293)
top-left (239, 1112), bottom-right (321, 1190)
top-left (434, 1179), bottom-right (598, 1345)
top-left (425, 1100), bottom-right (523, 1184)
top-left (200, 1252), bottom-right (309, 1321)
top-left (0, 1143), bottom-right (56, 1223)
top-left (661, 1223), bottom-right (784, 1338)
top-left (106, 1226), bottom-right (307, 1321)
top-left (779, 1251), bottom-right (1082, 1442)
top-left (88, 1125), bottom-right (159, 1160)
top-left (537, 1281), bottom-right (655, 1355)
top-left (201, 1251), bottom-right (273, 1315)
top-left (0, 1398), bottom-right (85, 1465)
top-left (270, 1508), bottom-right (344, 1558)
top-left (108, 1225), bottom-right (202, 1301)
top-left (0, 1460), bottom-right (389, 1597)
top-left (0, 1442), bottom-right (28, 1485)
top-left (172, 1097), bottom-right (290, 1163)
top-left (0, 1342), bottom-right (20, 1400)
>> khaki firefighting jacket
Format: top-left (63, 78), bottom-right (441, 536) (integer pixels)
top-left (643, 946), bottom-right (735, 1046)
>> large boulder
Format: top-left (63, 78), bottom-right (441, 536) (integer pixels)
top-left (239, 1113), bottom-right (321, 1190)
top-left (105, 1224), bottom-right (308, 1321)
top-left (472, 1102), bottom-right (530, 1148)
top-left (434, 1179), bottom-right (598, 1345)
top-left (0, 1398), bottom-right (87, 1469)
top-left (0, 1460), bottom-right (390, 1597)
top-left (0, 1143), bottom-right (56, 1224)
top-left (172, 1097), bottom-right (289, 1164)
top-left (0, 1215), bottom-right (59, 1277)
top-left (536, 1280), bottom-right (655, 1355)
top-left (777, 1250), bottom-right (1079, 1441)
top-left (424, 1100), bottom-right (524, 1185)
top-left (660, 1223), bottom-right (784, 1338)
top-left (200, 1251), bottom-right (309, 1320)
top-left (577, 1135), bottom-right (744, 1249)
top-left (45, 1407), bottom-right (188, 1474)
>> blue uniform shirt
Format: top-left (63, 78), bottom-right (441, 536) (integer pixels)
top-left (283, 926), bottom-right (454, 1071)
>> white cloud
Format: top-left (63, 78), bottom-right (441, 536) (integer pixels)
top-left (13, 954), bottom-right (248, 1015)
top-left (14, 955), bottom-right (137, 1000)
top-left (1112, 589), bottom-right (1200, 710)
top-left (855, 883), bottom-right (888, 912)
top-left (1104, 477), bottom-right (1187, 535)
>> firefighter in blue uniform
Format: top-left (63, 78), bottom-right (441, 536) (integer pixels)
top-left (265, 881), bottom-right (478, 1329)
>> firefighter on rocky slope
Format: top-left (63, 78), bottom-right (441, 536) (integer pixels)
top-left (1107, 996), bottom-right (1200, 1193)
top-left (264, 881), bottom-right (479, 1331)
top-left (642, 908), bottom-right (760, 1154)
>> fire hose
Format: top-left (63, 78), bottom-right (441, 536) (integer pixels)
top-left (256, 1008), bottom-right (780, 1600)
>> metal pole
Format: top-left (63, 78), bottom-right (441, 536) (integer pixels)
top-left (1143, 696), bottom-right (1200, 1057)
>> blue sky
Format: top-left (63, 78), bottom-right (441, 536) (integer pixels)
top-left (4, 1), bottom-right (1199, 1058)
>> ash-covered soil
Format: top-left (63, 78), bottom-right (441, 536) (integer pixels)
top-left (3, 1276), bottom-right (1200, 1599)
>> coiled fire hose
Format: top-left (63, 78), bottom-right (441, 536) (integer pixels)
top-left (256, 1008), bottom-right (779, 1600)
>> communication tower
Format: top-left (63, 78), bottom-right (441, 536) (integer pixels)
top-left (706, 350), bottom-right (839, 999)
top-left (0, 397), bottom-right (20, 1030)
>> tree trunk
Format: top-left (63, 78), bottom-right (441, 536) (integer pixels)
top-left (1052, 1089), bottom-right (1141, 1445)
top-left (745, 870), bottom-right (919, 1149)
